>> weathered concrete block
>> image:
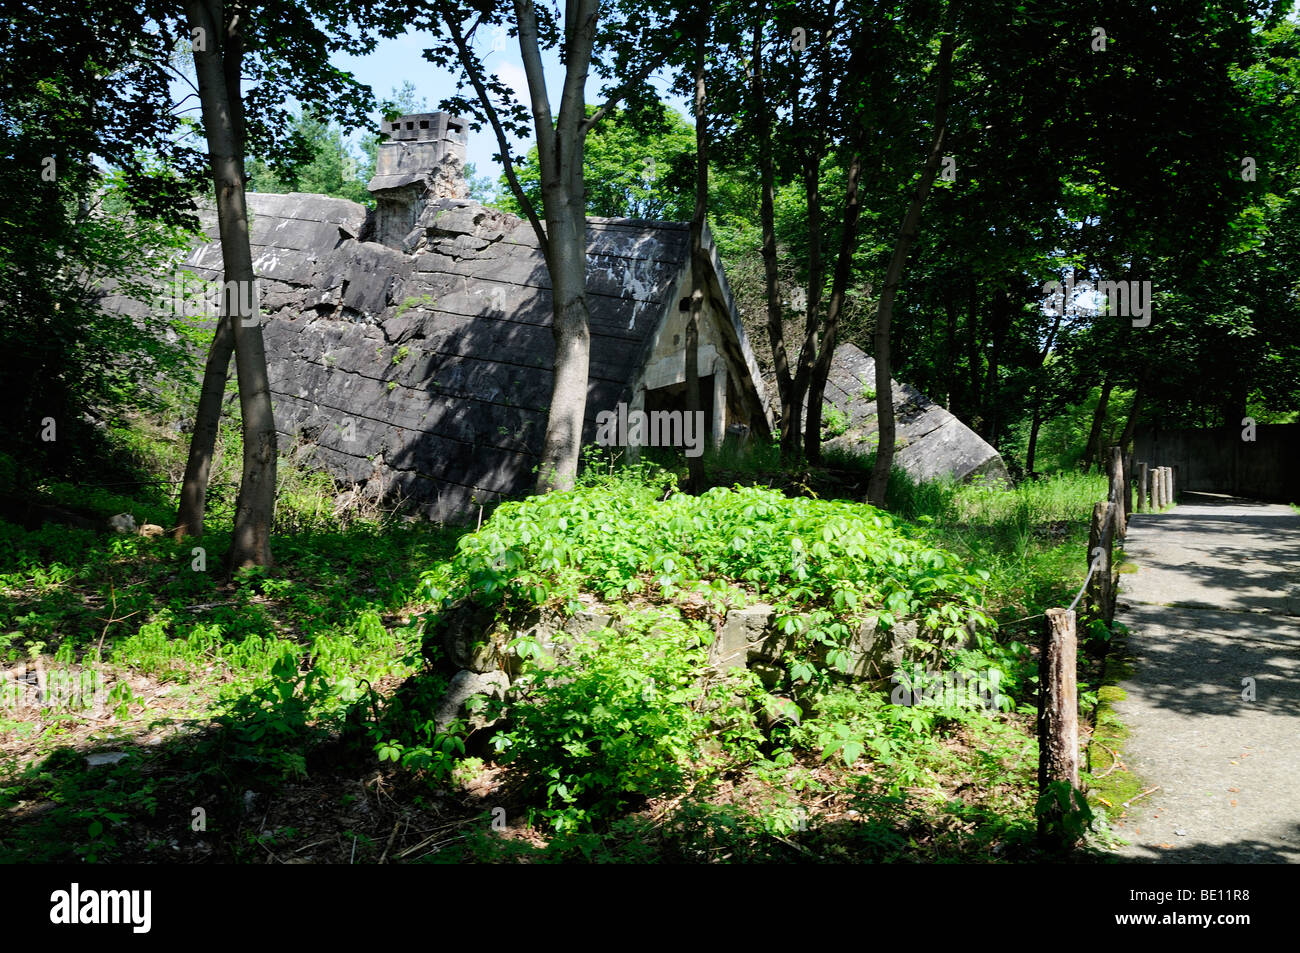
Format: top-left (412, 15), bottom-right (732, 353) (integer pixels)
top-left (503, 606), bottom-right (616, 676)
top-left (840, 618), bottom-right (921, 682)
top-left (434, 600), bottom-right (506, 673)
top-left (816, 343), bottom-right (1009, 486)
top-left (709, 603), bottom-right (781, 672)
top-left (566, 610), bottom-right (615, 638)
top-left (434, 669), bottom-right (509, 733)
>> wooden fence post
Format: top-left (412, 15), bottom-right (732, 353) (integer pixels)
top-left (1038, 607), bottom-right (1082, 850)
top-left (1153, 467), bottom-right (1165, 509)
top-left (1169, 465), bottom-right (1178, 505)
top-left (1122, 451), bottom-right (1134, 525)
top-left (1163, 466), bottom-right (1173, 508)
top-left (1137, 462), bottom-right (1149, 512)
top-left (1087, 500), bottom-right (1115, 619)
top-left (1107, 447), bottom-right (1125, 539)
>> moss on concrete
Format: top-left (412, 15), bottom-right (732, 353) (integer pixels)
top-left (1083, 648), bottom-right (1145, 813)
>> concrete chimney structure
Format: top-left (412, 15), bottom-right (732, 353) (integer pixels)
top-left (367, 112), bottom-right (470, 249)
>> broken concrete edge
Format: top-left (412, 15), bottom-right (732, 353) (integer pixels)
top-left (424, 594), bottom-right (975, 733)
top-left (816, 342), bottom-right (1010, 486)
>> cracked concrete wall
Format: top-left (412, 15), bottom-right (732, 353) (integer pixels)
top-left (817, 343), bottom-right (1010, 485)
top-left (165, 191), bottom-right (705, 522)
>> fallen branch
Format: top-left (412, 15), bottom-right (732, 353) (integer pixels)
top-left (397, 818), bottom-right (475, 859)
top-left (1122, 786), bottom-right (1160, 809)
top-left (1092, 740), bottom-right (1125, 778)
top-left (378, 820), bottom-right (402, 864)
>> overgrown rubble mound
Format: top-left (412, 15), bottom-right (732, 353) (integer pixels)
top-left (416, 476), bottom-right (995, 729)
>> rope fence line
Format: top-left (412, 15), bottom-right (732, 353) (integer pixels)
top-left (1066, 554), bottom-right (1103, 614)
top-left (994, 552), bottom-right (1101, 632)
top-left (1038, 447), bottom-right (1179, 849)
top-left (52, 480), bottom-right (239, 488)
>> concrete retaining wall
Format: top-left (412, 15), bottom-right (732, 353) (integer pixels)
top-left (1134, 424), bottom-right (1300, 502)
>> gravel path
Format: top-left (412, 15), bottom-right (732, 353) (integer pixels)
top-left (1108, 492), bottom-right (1300, 862)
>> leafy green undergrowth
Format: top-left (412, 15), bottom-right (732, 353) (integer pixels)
top-left (1, 447), bottom-right (1115, 862)
top-left (436, 469), bottom-right (997, 659)
top-left (692, 438), bottom-right (1104, 628)
top-left (0, 502), bottom-right (465, 859)
top-left (362, 465), bottom-right (1069, 845)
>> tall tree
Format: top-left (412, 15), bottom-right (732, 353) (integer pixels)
top-left (246, 108), bottom-right (373, 204)
top-left (685, 0), bottom-right (711, 494)
top-left (181, 0), bottom-right (278, 567)
top-left (397, 0), bottom-right (684, 492)
top-left (725, 0), bottom-right (873, 461)
top-left (169, 1), bottom-right (376, 556)
top-left (866, 27), bottom-right (953, 506)
top-left (746, 1), bottom-right (798, 459)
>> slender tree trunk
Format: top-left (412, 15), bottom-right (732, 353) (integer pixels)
top-left (1119, 381), bottom-right (1144, 453)
top-left (1082, 372), bottom-right (1114, 472)
top-left (1024, 302), bottom-right (1063, 478)
top-left (749, 7), bottom-right (798, 459)
top-left (443, 0), bottom-right (661, 492)
top-left (792, 155), bottom-right (822, 461)
top-left (980, 290), bottom-right (1012, 444)
top-left (535, 209), bottom-right (591, 493)
top-left (805, 152), bottom-right (864, 464)
top-left (516, 0), bottom-right (598, 493)
top-left (532, 122), bottom-right (593, 495)
top-left (793, 2), bottom-right (840, 461)
top-left (867, 30), bottom-right (954, 507)
top-left (173, 314), bottom-right (234, 539)
top-left (965, 278), bottom-right (982, 427)
top-left (1026, 397), bottom-right (1043, 476)
top-left (185, 0), bottom-right (276, 568)
top-left (684, 0), bottom-right (710, 493)
top-left (173, 0), bottom-right (248, 541)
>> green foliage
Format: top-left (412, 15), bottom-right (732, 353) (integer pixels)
top-left (395, 296), bottom-right (434, 317)
top-left (494, 104), bottom-right (696, 221)
top-left (377, 79), bottom-right (428, 122)
top-left (497, 609), bottom-right (763, 831)
top-left (821, 405), bottom-right (849, 439)
top-left (787, 688), bottom-right (937, 788)
top-left (202, 656), bottom-right (334, 784)
top-left (0, 170), bottom-right (201, 482)
top-left (1035, 780), bottom-right (1096, 850)
top-left (428, 479), bottom-right (993, 673)
top-left (246, 108), bottom-right (373, 206)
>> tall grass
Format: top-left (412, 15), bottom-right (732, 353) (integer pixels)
top-left (813, 443), bottom-right (1106, 618)
top-left (913, 471), bottom-right (1107, 623)
top-left (948, 471), bottom-right (1105, 527)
